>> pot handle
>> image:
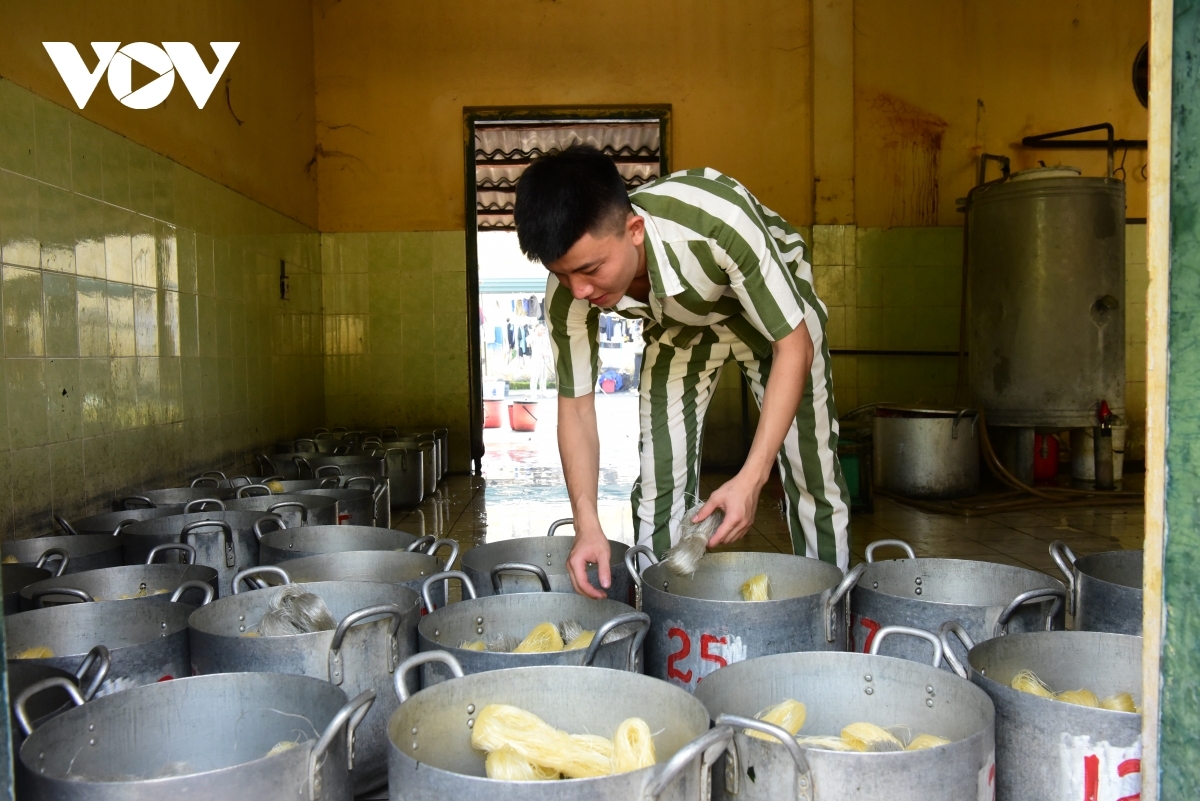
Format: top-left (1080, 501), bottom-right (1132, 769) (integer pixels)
top-left (938, 620), bottom-right (976, 680)
top-left (295, 438), bottom-right (319, 452)
top-left (31, 586), bottom-right (94, 607)
top-left (112, 518), bottom-right (140, 537)
top-left (490, 562), bottom-right (551, 594)
top-left (74, 644), bottom-right (111, 701)
top-left (547, 518), bottom-right (574, 536)
top-left (255, 453), bottom-right (276, 476)
top-left (582, 611), bottom-right (651, 671)
top-left (382, 427), bottom-right (399, 438)
top-left (309, 689), bottom-right (376, 798)
top-left (54, 513), bottom-right (80, 536)
top-left (624, 542), bottom-right (658, 588)
top-left (170, 580), bottom-right (215, 606)
top-left (267, 501), bottom-right (309, 525)
top-left (15, 677), bottom-right (86, 736)
top-left (120, 495), bottom-right (156, 510)
top-left (36, 547), bottom-right (70, 576)
top-left (715, 713), bottom-right (812, 801)
top-left (147, 543), bottom-right (196, 565)
top-left (643, 725), bottom-right (734, 801)
top-left (343, 475), bottom-right (374, 491)
top-left (232, 565), bottom-right (292, 594)
top-left (427, 538), bottom-right (461, 572)
top-left (328, 603), bottom-right (405, 685)
top-left (315, 465), bottom-right (344, 478)
top-left (865, 539), bottom-right (915, 563)
top-left (229, 475), bottom-right (254, 488)
top-left (824, 563), bottom-right (866, 643)
top-left (293, 455), bottom-right (313, 479)
top-left (1048, 541), bottom-right (1079, 616)
top-left (405, 534), bottom-right (436, 553)
top-left (190, 476), bottom-right (220, 488)
top-left (393, 651), bottom-right (465, 703)
top-left (237, 483), bottom-right (273, 498)
top-left (182, 519), bottom-right (237, 567)
top-left (253, 515), bottom-right (287, 542)
top-left (184, 498), bottom-right (226, 513)
top-left (868, 625), bottom-right (944, 668)
top-left (420, 570), bottom-right (476, 613)
top-left (995, 588), bottom-right (1067, 636)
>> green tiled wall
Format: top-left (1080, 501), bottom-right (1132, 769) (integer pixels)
top-left (320, 232), bottom-right (472, 471)
top-left (0, 79), bottom-right (324, 537)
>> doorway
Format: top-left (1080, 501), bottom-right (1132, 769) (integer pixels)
top-left (464, 108), bottom-right (670, 542)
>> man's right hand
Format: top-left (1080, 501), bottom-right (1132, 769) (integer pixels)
top-left (566, 528), bottom-right (612, 599)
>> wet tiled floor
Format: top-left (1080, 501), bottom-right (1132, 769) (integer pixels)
top-left (393, 393), bottom-right (1145, 585)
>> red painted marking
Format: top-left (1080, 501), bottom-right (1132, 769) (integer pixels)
top-left (157, 675), bottom-right (174, 682)
top-left (700, 634), bottom-right (729, 668)
top-left (860, 617), bottom-right (882, 654)
top-left (338, 513), bottom-right (351, 524)
top-left (666, 628), bottom-right (693, 683)
top-left (1117, 759), bottom-right (1141, 778)
top-left (1083, 754), bottom-right (1100, 801)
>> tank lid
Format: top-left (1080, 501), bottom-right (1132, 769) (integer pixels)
top-left (1009, 166), bottom-right (1082, 181)
top-left (874, 405), bottom-right (978, 419)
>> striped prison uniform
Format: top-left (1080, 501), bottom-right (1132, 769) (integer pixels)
top-left (546, 168), bottom-right (850, 569)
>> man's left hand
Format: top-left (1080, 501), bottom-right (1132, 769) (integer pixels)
top-left (691, 473), bottom-right (764, 548)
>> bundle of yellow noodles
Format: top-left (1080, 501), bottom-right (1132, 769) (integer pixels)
top-left (2, 555), bottom-right (18, 564)
top-left (840, 722), bottom-right (904, 752)
top-left (1010, 670), bottom-right (1055, 698)
top-left (266, 481), bottom-right (286, 493)
top-left (512, 622), bottom-right (564, 654)
top-left (906, 734), bottom-right (952, 750)
top-left (459, 640), bottom-right (487, 651)
top-left (565, 630), bottom-right (595, 650)
top-left (747, 699), bottom-right (806, 741)
top-left (740, 574), bottom-right (771, 602)
top-left (612, 718), bottom-right (656, 772)
top-left (1056, 689), bottom-right (1099, 708)
top-left (1010, 669), bottom-right (1139, 712)
top-left (14, 646), bottom-right (54, 659)
top-left (486, 746), bottom-right (560, 781)
top-left (1101, 693), bottom-right (1138, 712)
top-left (266, 740), bottom-right (300, 757)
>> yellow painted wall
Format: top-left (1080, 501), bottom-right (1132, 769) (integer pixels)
top-left (855, 0), bottom-right (1149, 228)
top-left (0, 0), bottom-right (318, 227)
top-left (312, 0), bottom-right (813, 232)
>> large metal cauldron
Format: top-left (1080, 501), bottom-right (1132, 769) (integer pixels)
top-left (967, 169), bottom-right (1125, 427)
top-left (2, 563), bottom-right (55, 614)
top-left (20, 543), bottom-right (217, 610)
top-left (462, 518), bottom-right (633, 603)
top-left (694, 627), bottom-right (997, 801)
top-left (6, 589), bottom-right (205, 693)
top-left (848, 539), bottom-right (1066, 669)
top-left (7, 645), bottom-right (109, 748)
top-left (873, 406), bottom-right (980, 499)
top-left (224, 491), bottom-right (339, 527)
top-left (416, 571), bottom-right (650, 686)
top-left (372, 438), bottom-right (438, 495)
top-left (4, 519), bottom-right (123, 573)
top-left (16, 671), bottom-right (373, 801)
top-left (58, 505), bottom-right (185, 536)
top-left (1051, 541), bottom-right (1143, 635)
top-left (246, 476), bottom-right (392, 528)
top-left (121, 511), bottom-right (275, 596)
top-left (628, 545), bottom-right (849, 692)
top-left (273, 544), bottom-right (457, 613)
top-left (114, 487), bottom-right (236, 509)
top-left (388, 652), bottom-right (729, 801)
top-left (188, 567), bottom-right (421, 793)
top-left (257, 524), bottom-right (424, 565)
top-left (381, 444), bottom-right (426, 508)
top-left (942, 626), bottom-right (1141, 801)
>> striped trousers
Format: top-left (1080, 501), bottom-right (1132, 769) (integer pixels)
top-left (629, 319), bottom-right (851, 569)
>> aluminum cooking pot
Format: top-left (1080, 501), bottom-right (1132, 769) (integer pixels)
top-left (847, 538), bottom-right (1066, 669)
top-left (388, 652), bottom-right (732, 801)
top-left (16, 671), bottom-right (373, 801)
top-left (113, 486), bottom-right (236, 509)
top-left (693, 627), bottom-right (996, 801)
top-left (276, 436), bottom-right (343, 454)
top-left (2, 563), bottom-right (55, 614)
top-left (415, 571), bottom-right (650, 686)
top-left (7, 645), bottom-right (109, 748)
top-left (7, 586), bottom-right (208, 695)
top-left (942, 625), bottom-right (1141, 801)
top-left (380, 444), bottom-right (425, 508)
top-left (57, 506), bottom-right (186, 537)
top-left (235, 475), bottom-right (392, 528)
top-left (188, 567), bottom-right (421, 794)
top-left (272, 542), bottom-right (458, 613)
top-left (257, 524), bottom-right (425, 565)
top-left (223, 491), bottom-right (339, 527)
top-left (20, 543), bottom-right (217, 610)
top-left (375, 427), bottom-right (448, 480)
top-left (1051, 541), bottom-right (1143, 635)
top-left (626, 545), bottom-right (849, 692)
top-left (462, 518), bottom-right (633, 603)
top-left (255, 452), bottom-right (385, 481)
top-left (121, 510), bottom-right (275, 596)
top-left (4, 516), bottom-right (123, 573)
top-left (369, 438), bottom-right (438, 494)
top-left (873, 405), bottom-right (980, 499)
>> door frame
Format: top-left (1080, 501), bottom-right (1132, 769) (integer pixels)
top-left (462, 105), bottom-right (672, 472)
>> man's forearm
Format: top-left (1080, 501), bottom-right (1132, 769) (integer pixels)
top-left (558, 393), bottom-right (603, 533)
top-left (741, 324), bottom-right (813, 485)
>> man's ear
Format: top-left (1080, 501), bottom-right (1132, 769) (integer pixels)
top-left (627, 213), bottom-right (645, 246)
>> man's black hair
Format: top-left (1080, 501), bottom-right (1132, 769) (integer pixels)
top-left (514, 144), bottom-right (633, 265)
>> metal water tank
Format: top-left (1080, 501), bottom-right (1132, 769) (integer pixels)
top-left (967, 167), bottom-right (1125, 428)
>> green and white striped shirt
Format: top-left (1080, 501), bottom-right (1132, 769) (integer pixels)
top-left (546, 168), bottom-right (828, 396)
